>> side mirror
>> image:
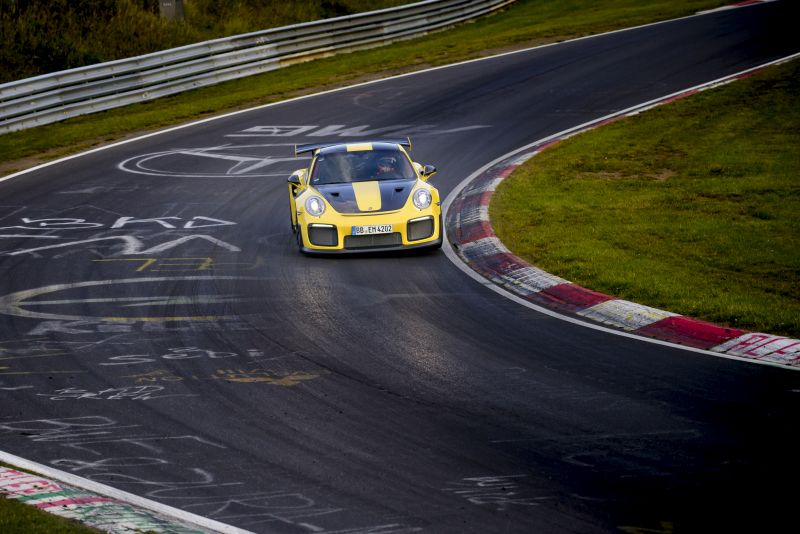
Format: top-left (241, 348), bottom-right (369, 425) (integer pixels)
top-left (288, 173), bottom-right (302, 185)
top-left (421, 165), bottom-right (437, 180)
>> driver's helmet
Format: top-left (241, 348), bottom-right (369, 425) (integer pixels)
top-left (376, 156), bottom-right (397, 174)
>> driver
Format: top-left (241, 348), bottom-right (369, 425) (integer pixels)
top-left (374, 156), bottom-right (397, 179)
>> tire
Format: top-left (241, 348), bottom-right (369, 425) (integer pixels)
top-left (296, 226), bottom-right (305, 252)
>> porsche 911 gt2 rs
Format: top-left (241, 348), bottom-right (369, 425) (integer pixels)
top-left (288, 139), bottom-right (442, 254)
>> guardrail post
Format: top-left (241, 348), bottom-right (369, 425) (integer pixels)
top-left (159, 0), bottom-right (184, 20)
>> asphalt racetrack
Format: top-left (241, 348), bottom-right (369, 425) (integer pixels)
top-left (1, 2), bottom-right (799, 532)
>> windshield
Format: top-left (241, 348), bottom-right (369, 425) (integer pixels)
top-left (310, 149), bottom-right (416, 185)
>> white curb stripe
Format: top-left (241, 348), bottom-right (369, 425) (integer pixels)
top-left (712, 333), bottom-right (800, 364)
top-left (482, 176), bottom-right (507, 193)
top-left (501, 266), bottom-right (568, 293)
top-left (462, 182), bottom-right (498, 197)
top-left (577, 300), bottom-right (678, 331)
top-left (459, 205), bottom-right (490, 225)
top-left (459, 236), bottom-right (509, 257)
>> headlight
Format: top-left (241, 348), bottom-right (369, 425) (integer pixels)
top-left (305, 196), bottom-right (325, 217)
top-left (412, 188), bottom-right (432, 210)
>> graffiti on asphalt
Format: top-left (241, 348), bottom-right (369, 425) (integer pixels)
top-left (117, 124), bottom-right (491, 179)
top-left (92, 256), bottom-right (265, 272)
top-left (226, 124), bottom-right (491, 138)
top-left (37, 385), bottom-right (198, 401)
top-left (0, 416), bottom-right (421, 532)
top-left (124, 368), bottom-right (325, 386)
top-left (0, 214), bottom-right (240, 258)
top-left (118, 143), bottom-right (307, 178)
top-left (0, 276), bottom-right (264, 323)
top-left (442, 475), bottom-right (551, 511)
top-left (100, 347), bottom-right (240, 366)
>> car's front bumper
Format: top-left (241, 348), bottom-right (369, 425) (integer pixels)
top-left (298, 212), bottom-right (442, 254)
top-left (300, 234), bottom-right (442, 255)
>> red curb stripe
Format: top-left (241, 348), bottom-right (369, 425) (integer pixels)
top-left (635, 316), bottom-right (746, 349)
top-left (477, 190), bottom-right (493, 207)
top-left (457, 220), bottom-right (495, 244)
top-left (537, 140), bottom-right (561, 152)
top-left (732, 66), bottom-right (769, 80)
top-left (35, 496), bottom-right (117, 509)
top-left (659, 89), bottom-right (700, 106)
top-left (472, 252), bottom-right (531, 276)
top-left (536, 283), bottom-right (615, 313)
top-left (497, 166), bottom-right (517, 178)
top-left (473, 165), bottom-right (514, 187)
top-left (458, 191), bottom-right (487, 212)
top-left (588, 117), bottom-right (620, 129)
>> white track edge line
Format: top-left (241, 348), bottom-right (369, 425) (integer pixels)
top-left (441, 51), bottom-right (800, 372)
top-left (0, 0), bottom-right (770, 185)
top-left (0, 450), bottom-right (255, 534)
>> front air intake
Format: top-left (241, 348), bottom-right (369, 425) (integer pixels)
top-left (308, 225), bottom-right (338, 247)
top-left (407, 216), bottom-right (434, 241)
top-left (344, 233), bottom-right (402, 249)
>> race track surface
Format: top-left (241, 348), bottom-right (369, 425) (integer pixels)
top-left (1, 2), bottom-right (799, 532)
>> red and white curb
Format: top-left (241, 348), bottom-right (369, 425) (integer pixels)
top-left (0, 452), bottom-right (252, 533)
top-left (443, 52), bottom-right (800, 370)
top-left (697, 0), bottom-right (778, 15)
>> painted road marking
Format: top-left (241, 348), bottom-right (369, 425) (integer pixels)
top-left (118, 143), bottom-right (307, 178)
top-left (93, 257), bottom-right (266, 272)
top-left (226, 124), bottom-right (490, 138)
top-left (2, 235), bottom-right (241, 257)
top-left (0, 277), bottom-right (265, 322)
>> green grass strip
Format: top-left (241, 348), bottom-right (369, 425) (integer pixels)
top-left (0, 0), bottom-right (728, 175)
top-left (491, 59), bottom-right (800, 338)
top-left (0, 497), bottom-right (102, 533)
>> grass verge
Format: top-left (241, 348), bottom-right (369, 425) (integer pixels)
top-left (0, 496), bottom-right (102, 534)
top-left (490, 59), bottom-right (800, 338)
top-left (0, 0), bottom-right (728, 176)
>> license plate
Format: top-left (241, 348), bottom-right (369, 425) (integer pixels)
top-left (351, 224), bottom-right (393, 235)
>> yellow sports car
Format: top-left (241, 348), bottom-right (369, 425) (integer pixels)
top-left (288, 139), bottom-right (442, 254)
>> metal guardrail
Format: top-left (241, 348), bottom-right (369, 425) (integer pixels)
top-left (0, 0), bottom-right (515, 134)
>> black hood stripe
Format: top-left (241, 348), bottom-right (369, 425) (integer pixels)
top-left (317, 180), bottom-right (414, 213)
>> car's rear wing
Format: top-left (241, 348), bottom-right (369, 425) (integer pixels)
top-left (294, 137), bottom-right (412, 156)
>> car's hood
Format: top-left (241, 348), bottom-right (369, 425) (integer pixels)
top-left (315, 180), bottom-right (415, 213)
